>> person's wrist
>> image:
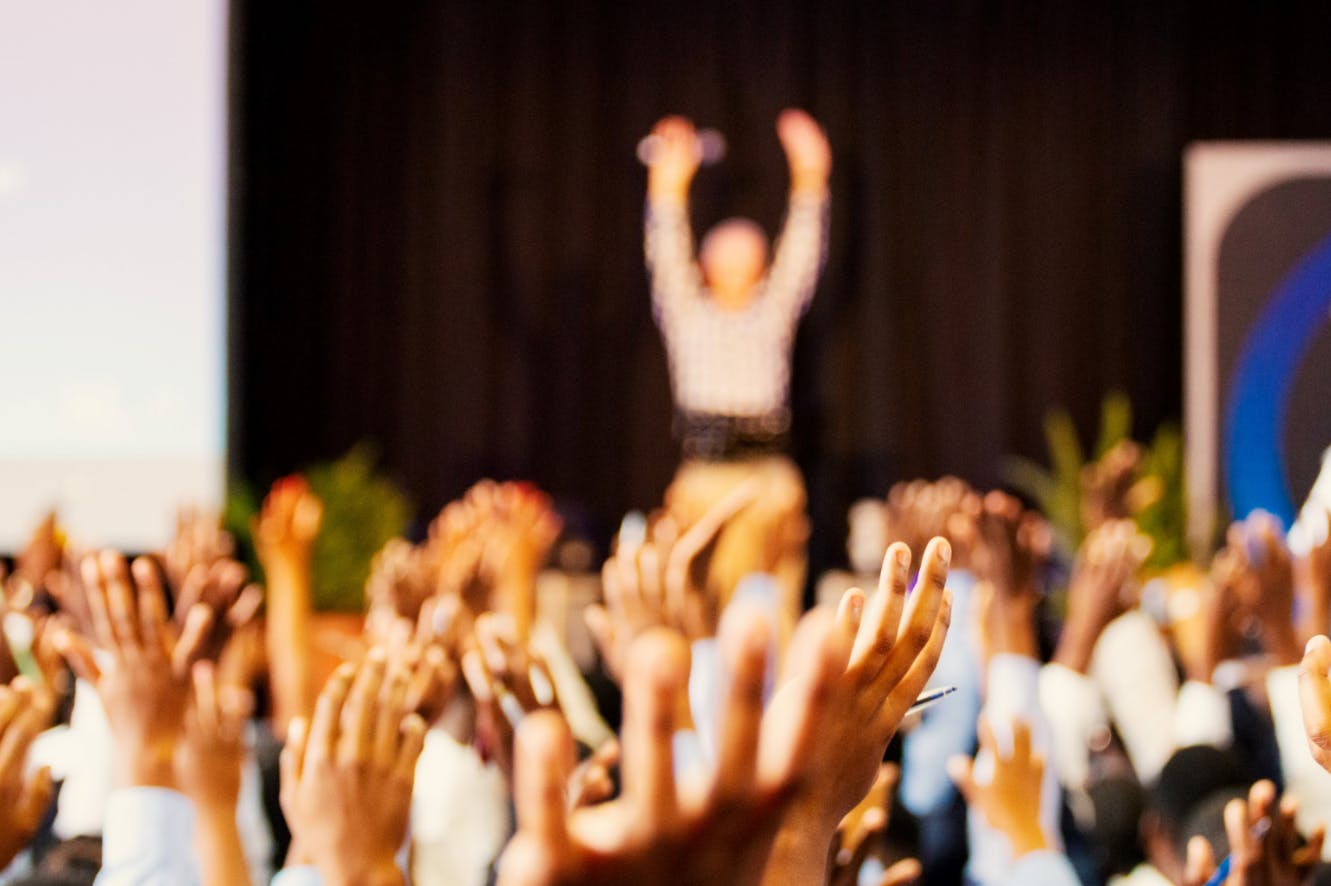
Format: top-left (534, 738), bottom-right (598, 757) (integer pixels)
top-left (321, 856), bottom-right (403, 886)
top-left (789, 173), bottom-right (828, 196)
top-left (265, 556), bottom-right (312, 586)
top-left (1052, 621), bottom-right (1097, 674)
top-left (116, 744), bottom-right (178, 788)
top-left (1004, 818), bottom-right (1049, 858)
top-left (767, 810), bottom-right (838, 882)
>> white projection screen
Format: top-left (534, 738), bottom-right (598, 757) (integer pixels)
top-left (0, 0), bottom-right (229, 550)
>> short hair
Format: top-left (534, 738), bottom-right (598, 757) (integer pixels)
top-left (1150, 745), bottom-right (1248, 840)
top-left (1177, 786), bottom-right (1247, 863)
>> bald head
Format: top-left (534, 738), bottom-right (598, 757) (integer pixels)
top-left (700, 217), bottom-right (768, 310)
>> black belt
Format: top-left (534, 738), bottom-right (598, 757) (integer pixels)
top-left (676, 411), bottom-right (790, 461)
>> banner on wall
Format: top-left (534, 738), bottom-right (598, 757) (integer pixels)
top-left (1185, 143), bottom-right (1331, 553)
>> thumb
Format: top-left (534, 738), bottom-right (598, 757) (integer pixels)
top-left (20, 765), bottom-right (53, 832)
top-left (1183, 834), bottom-right (1217, 886)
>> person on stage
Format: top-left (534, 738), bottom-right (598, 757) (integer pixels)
top-left (642, 108), bottom-right (831, 620)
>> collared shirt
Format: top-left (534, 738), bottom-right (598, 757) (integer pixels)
top-left (644, 191), bottom-right (829, 420)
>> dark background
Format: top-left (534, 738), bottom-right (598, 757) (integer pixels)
top-left (229, 0), bottom-right (1331, 575)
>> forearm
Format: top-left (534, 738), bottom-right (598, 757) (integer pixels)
top-left (1051, 614), bottom-right (1105, 674)
top-left (265, 561), bottom-right (315, 732)
top-left (765, 190), bottom-right (828, 314)
top-left (194, 804), bottom-right (253, 886)
top-left (116, 743), bottom-right (177, 790)
top-left (761, 816), bottom-right (836, 886)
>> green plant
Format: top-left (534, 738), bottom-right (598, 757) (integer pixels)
top-left (1003, 392), bottom-right (1188, 570)
top-left (225, 444), bottom-right (412, 612)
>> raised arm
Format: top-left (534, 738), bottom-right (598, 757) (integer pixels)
top-left (644, 116), bottom-right (704, 323)
top-left (765, 108), bottom-right (830, 319)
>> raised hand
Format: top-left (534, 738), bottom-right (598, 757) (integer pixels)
top-left (177, 660), bottom-right (254, 813)
top-left (1052, 520), bottom-right (1151, 674)
top-left (497, 603), bottom-right (844, 886)
top-left (1181, 780), bottom-right (1323, 886)
top-left (365, 538), bottom-right (436, 636)
top-left (646, 115), bottom-right (703, 201)
top-left (254, 475), bottom-right (323, 733)
top-left (1174, 550), bottom-right (1244, 684)
top-left (761, 538), bottom-right (953, 885)
top-left (1079, 440), bottom-right (1148, 532)
top-left (963, 491), bottom-right (1051, 661)
top-left (1238, 514), bottom-right (1300, 665)
top-left (164, 505), bottom-right (236, 591)
top-left (461, 612), bottom-right (558, 781)
top-left (0, 677), bottom-right (55, 870)
top-left (424, 480), bottom-right (561, 642)
top-left (177, 660), bottom-right (256, 886)
top-left (54, 551), bottom-right (214, 788)
top-left (586, 484), bottom-right (757, 683)
top-left (1299, 634), bottom-right (1331, 772)
top-left (281, 650), bottom-right (426, 886)
top-left (776, 108), bottom-right (831, 193)
top-left (948, 718), bottom-right (1048, 859)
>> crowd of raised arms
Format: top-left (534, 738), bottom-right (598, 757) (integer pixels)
top-left (6, 454), bottom-right (1331, 886)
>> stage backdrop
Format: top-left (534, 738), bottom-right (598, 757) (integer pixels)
top-left (231, 0), bottom-right (1331, 575)
top-left (1186, 143), bottom-right (1331, 552)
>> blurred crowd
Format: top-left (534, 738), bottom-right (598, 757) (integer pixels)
top-left (3, 449), bottom-right (1331, 886)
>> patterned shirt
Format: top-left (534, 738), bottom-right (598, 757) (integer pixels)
top-left (644, 190), bottom-right (829, 422)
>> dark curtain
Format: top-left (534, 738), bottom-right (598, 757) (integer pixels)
top-left (230, 0), bottom-right (1331, 574)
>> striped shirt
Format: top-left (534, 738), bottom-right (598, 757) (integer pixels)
top-left (644, 190), bottom-right (829, 422)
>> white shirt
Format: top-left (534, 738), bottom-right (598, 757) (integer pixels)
top-left (644, 191), bottom-right (828, 419)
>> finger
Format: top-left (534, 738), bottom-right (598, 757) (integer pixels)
top-left (850, 542), bottom-right (911, 673)
top-left (81, 554), bottom-right (116, 651)
top-left (100, 551), bottom-right (141, 650)
top-left (0, 686), bottom-right (20, 735)
top-left (713, 604), bottom-right (770, 801)
top-left (877, 858), bottom-right (923, 886)
top-left (175, 563), bottom-right (209, 624)
top-left (394, 712), bottom-right (427, 783)
top-left (1224, 796), bottom-right (1254, 868)
top-left (621, 628), bottom-right (687, 829)
top-left (52, 627), bottom-right (101, 684)
top-left (1183, 835), bottom-right (1216, 886)
top-left (171, 604), bottom-right (214, 679)
top-left (639, 543), bottom-right (665, 616)
top-left (374, 659), bottom-right (411, 768)
top-left (876, 591), bottom-right (953, 733)
top-left (1300, 636), bottom-right (1331, 768)
top-left (876, 539), bottom-right (950, 693)
top-left (192, 660), bottom-right (220, 737)
top-left (838, 805), bottom-right (886, 872)
top-left (227, 584), bottom-right (264, 629)
top-left (512, 709), bottom-right (574, 856)
top-left (282, 715), bottom-right (309, 787)
top-left (337, 649), bottom-right (387, 767)
top-left (834, 587), bottom-right (866, 660)
top-left (131, 557), bottom-right (170, 659)
top-left (309, 663), bottom-right (355, 767)
top-left (211, 559), bottom-right (249, 612)
top-left (462, 649), bottom-right (495, 704)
